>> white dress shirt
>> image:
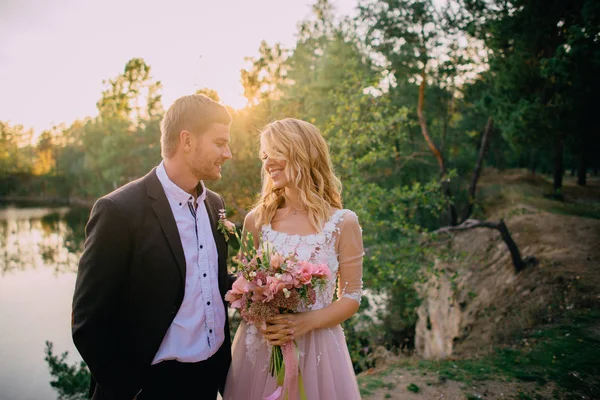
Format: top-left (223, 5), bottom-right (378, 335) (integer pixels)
top-left (152, 161), bottom-right (226, 364)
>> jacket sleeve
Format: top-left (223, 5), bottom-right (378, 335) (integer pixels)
top-left (72, 197), bottom-right (140, 399)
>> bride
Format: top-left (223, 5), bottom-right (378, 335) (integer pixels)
top-left (223, 118), bottom-right (363, 399)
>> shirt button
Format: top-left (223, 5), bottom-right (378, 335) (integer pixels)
top-left (207, 301), bottom-right (211, 306)
top-left (200, 245), bottom-right (203, 249)
top-left (203, 273), bottom-right (207, 277)
top-left (209, 329), bottom-right (213, 333)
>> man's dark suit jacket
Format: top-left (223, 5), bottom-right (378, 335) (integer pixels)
top-left (72, 168), bottom-right (232, 400)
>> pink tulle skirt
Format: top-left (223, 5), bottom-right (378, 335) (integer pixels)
top-left (223, 321), bottom-right (361, 400)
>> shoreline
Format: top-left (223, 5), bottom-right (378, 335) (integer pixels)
top-left (0, 196), bottom-right (94, 208)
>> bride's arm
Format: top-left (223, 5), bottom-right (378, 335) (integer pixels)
top-left (311, 211), bottom-right (363, 326)
top-left (265, 212), bottom-right (364, 343)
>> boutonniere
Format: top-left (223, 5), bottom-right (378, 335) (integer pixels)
top-left (217, 208), bottom-right (237, 242)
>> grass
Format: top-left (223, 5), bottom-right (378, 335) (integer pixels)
top-left (415, 356), bottom-right (502, 386)
top-left (411, 309), bottom-right (600, 399)
top-left (543, 201), bottom-right (600, 220)
top-left (407, 383), bottom-right (420, 393)
top-left (494, 311), bottom-right (600, 398)
top-left (358, 377), bottom-right (384, 397)
top-left (358, 376), bottom-right (397, 397)
top-left (477, 172), bottom-right (600, 220)
top-left (360, 309), bottom-right (599, 398)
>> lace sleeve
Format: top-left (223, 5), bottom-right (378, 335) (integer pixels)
top-left (336, 211), bottom-right (364, 304)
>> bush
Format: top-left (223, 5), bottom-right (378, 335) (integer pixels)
top-left (44, 341), bottom-right (90, 400)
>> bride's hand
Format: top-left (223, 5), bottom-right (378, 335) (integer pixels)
top-left (261, 320), bottom-right (294, 346)
top-left (267, 312), bottom-right (316, 341)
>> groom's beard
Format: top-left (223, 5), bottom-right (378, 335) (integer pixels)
top-left (191, 158), bottom-right (226, 181)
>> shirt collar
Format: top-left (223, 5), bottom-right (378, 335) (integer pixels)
top-left (156, 161), bottom-right (207, 209)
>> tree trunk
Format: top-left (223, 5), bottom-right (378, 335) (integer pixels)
top-left (577, 153), bottom-right (587, 187)
top-left (494, 145), bottom-right (503, 171)
top-left (441, 109), bottom-right (448, 154)
top-left (440, 94), bottom-right (453, 154)
top-left (496, 220), bottom-right (526, 273)
top-left (417, 70), bottom-right (458, 226)
top-left (518, 152), bottom-right (524, 168)
top-left (552, 136), bottom-right (564, 195)
top-left (461, 117), bottom-right (493, 223)
top-left (407, 122), bottom-right (416, 152)
top-left (531, 149), bottom-right (537, 175)
top-left (417, 71), bottom-right (445, 174)
top-left (435, 219), bottom-right (526, 273)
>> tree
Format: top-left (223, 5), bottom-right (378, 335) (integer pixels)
top-left (359, 0), bottom-right (479, 225)
top-left (195, 88), bottom-right (221, 102)
top-left (240, 41), bottom-right (290, 107)
top-left (85, 58), bottom-right (163, 195)
top-left (0, 121), bottom-right (34, 177)
top-left (545, 0), bottom-right (600, 186)
top-left (97, 57), bottom-right (162, 123)
top-left (33, 130), bottom-right (58, 176)
top-left (457, 0), bottom-right (598, 195)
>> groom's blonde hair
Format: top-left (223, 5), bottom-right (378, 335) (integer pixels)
top-left (160, 94), bottom-right (231, 158)
top-left (254, 118), bottom-right (343, 233)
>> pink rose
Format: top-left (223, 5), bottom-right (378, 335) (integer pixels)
top-left (313, 263), bottom-right (331, 279)
top-left (250, 285), bottom-right (266, 302)
top-left (230, 297), bottom-right (244, 309)
top-left (225, 275), bottom-right (257, 308)
top-left (270, 253), bottom-right (285, 270)
top-left (279, 272), bottom-right (299, 287)
top-left (229, 275), bottom-right (253, 295)
top-left (267, 275), bottom-right (287, 295)
top-left (285, 259), bottom-right (295, 270)
top-left (256, 271), bottom-right (267, 283)
top-left (225, 280), bottom-right (247, 308)
top-left (224, 291), bottom-right (242, 308)
top-left (294, 261), bottom-right (315, 285)
top-left (261, 286), bottom-right (275, 302)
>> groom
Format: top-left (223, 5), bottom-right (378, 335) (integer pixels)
top-left (72, 94), bottom-right (233, 400)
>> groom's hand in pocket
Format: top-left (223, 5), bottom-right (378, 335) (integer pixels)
top-left (262, 319), bottom-right (294, 346)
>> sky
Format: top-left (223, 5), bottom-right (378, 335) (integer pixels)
top-left (0, 0), bottom-right (356, 139)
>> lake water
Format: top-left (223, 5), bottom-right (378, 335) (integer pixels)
top-left (0, 206), bottom-right (88, 400)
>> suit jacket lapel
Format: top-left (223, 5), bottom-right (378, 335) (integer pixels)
top-left (203, 192), bottom-right (228, 296)
top-left (145, 168), bottom-right (186, 281)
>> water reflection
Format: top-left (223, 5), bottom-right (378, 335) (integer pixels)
top-left (0, 205), bottom-right (89, 400)
top-left (0, 206), bottom-right (89, 274)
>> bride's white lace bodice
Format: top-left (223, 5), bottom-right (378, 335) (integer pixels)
top-left (261, 209), bottom-right (363, 311)
top-left (242, 209), bottom-right (364, 366)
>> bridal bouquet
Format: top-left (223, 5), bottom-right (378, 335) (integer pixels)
top-left (225, 230), bottom-right (330, 400)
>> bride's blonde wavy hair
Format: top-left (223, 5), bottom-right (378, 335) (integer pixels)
top-left (254, 118), bottom-right (343, 233)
